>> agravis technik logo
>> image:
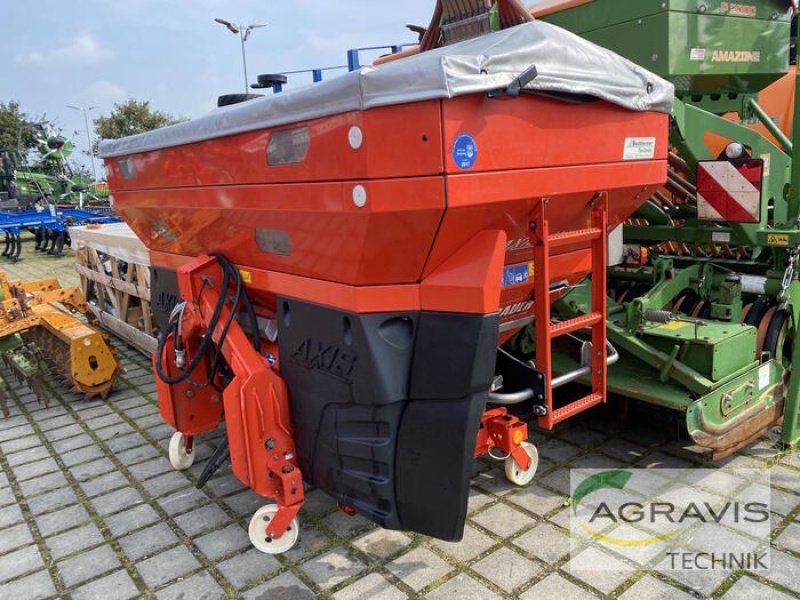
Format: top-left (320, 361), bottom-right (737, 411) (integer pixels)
top-left (570, 469), bottom-right (771, 572)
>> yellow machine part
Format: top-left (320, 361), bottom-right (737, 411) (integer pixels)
top-left (0, 271), bottom-right (119, 398)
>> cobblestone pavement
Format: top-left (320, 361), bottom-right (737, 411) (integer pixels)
top-left (0, 237), bottom-right (799, 600)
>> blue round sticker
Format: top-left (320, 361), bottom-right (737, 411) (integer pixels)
top-left (452, 134), bottom-right (478, 170)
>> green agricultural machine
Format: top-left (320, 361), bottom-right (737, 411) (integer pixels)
top-left (1, 131), bottom-right (109, 209)
top-left (521, 0), bottom-right (800, 457)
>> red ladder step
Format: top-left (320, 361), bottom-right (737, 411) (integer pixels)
top-left (549, 313), bottom-right (602, 338)
top-left (551, 393), bottom-right (604, 426)
top-left (548, 227), bottom-right (602, 249)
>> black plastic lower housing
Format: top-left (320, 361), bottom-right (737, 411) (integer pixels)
top-left (277, 298), bottom-right (498, 542)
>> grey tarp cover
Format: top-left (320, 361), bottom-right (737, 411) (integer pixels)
top-left (99, 20), bottom-right (674, 159)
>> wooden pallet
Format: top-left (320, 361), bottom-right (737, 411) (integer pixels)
top-left (72, 224), bottom-right (157, 355)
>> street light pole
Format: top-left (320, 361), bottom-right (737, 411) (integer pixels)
top-left (214, 19), bottom-right (266, 94)
top-left (240, 29), bottom-right (249, 94)
top-left (67, 104), bottom-right (98, 181)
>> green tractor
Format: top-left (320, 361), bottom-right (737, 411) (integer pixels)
top-left (1, 127), bottom-right (109, 209)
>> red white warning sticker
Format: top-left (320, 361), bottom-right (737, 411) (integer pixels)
top-left (697, 160), bottom-right (763, 224)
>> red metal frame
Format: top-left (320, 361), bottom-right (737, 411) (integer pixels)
top-left (160, 256), bottom-right (305, 540)
top-left (474, 407), bottom-right (532, 471)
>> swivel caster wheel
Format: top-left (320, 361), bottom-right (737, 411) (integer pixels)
top-left (249, 504), bottom-right (300, 554)
top-left (168, 432), bottom-right (195, 471)
top-left (505, 442), bottom-right (539, 486)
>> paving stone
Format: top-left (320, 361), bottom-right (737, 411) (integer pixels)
top-left (80, 469), bottom-right (130, 498)
top-left (5, 445), bottom-right (49, 467)
top-left (432, 524), bottom-right (495, 562)
top-left (194, 523), bottom-right (250, 561)
top-left (565, 547), bottom-right (633, 595)
top-left (0, 487), bottom-right (13, 509)
top-left (35, 503), bottom-right (91, 537)
top-left (173, 503), bottom-right (231, 537)
top-left (44, 424), bottom-right (84, 442)
top-left (619, 575), bottom-right (695, 600)
top-left (473, 467), bottom-right (517, 496)
top-left (471, 502), bottom-right (532, 538)
top-left (141, 470), bottom-right (192, 498)
top-left (105, 503), bottom-right (163, 538)
top-left (18, 471), bottom-right (69, 498)
top-left (513, 522), bottom-right (572, 563)
top-left (538, 468), bottom-right (570, 496)
top-left (0, 423), bottom-right (34, 441)
top-left (69, 456), bottom-right (115, 481)
top-left (0, 522), bottom-right (33, 555)
top-left (58, 543), bottom-right (121, 588)
top-left (763, 551), bottom-right (800, 595)
top-left (11, 456), bottom-right (58, 482)
top-left (466, 488), bottom-right (493, 514)
top-left (284, 522), bottom-right (334, 562)
top-left (204, 472), bottom-right (245, 498)
top-left (60, 444), bottom-right (106, 468)
top-left (128, 456), bottom-right (174, 481)
top-left (472, 546), bottom-right (542, 593)
top-left (333, 573), bottom-right (406, 600)
top-left (323, 509), bottom-right (374, 538)
top-left (157, 487), bottom-right (210, 516)
top-left (0, 434), bottom-right (42, 454)
top-left (119, 521), bottom-right (179, 561)
top-left (72, 568), bottom-right (140, 600)
top-left (124, 404), bottom-right (159, 420)
top-left (53, 433), bottom-right (94, 456)
top-left (520, 573), bottom-right (598, 600)
top-left (156, 571), bottom-right (225, 599)
top-left (507, 483), bottom-right (568, 517)
top-left (596, 438), bottom-right (648, 463)
top-left (0, 503), bottom-right (25, 530)
top-left (83, 413), bottom-right (124, 431)
top-left (95, 421), bottom-right (136, 441)
top-left (387, 546), bottom-right (453, 591)
top-left (242, 571), bottom-right (314, 600)
top-left (115, 443), bottom-right (161, 466)
top-left (0, 568), bottom-right (56, 599)
top-left (136, 545), bottom-right (200, 589)
top-left (301, 546), bottom-right (365, 590)
top-left (92, 486), bottom-right (144, 517)
top-left (223, 489), bottom-right (265, 518)
top-left (723, 575), bottom-right (795, 599)
top-left (27, 486), bottom-right (77, 516)
top-left (105, 432), bottom-right (148, 453)
top-left (217, 548), bottom-right (280, 590)
top-left (537, 438), bottom-right (585, 462)
top-left (426, 573), bottom-right (500, 600)
top-left (38, 414), bottom-right (77, 432)
top-left (353, 528), bottom-right (411, 561)
top-left (46, 522), bottom-right (105, 560)
top-left (775, 521), bottom-right (800, 554)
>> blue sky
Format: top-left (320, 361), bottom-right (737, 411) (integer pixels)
top-left (6, 0), bottom-right (434, 172)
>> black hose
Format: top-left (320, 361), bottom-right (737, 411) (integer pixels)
top-left (155, 266), bottom-right (232, 385)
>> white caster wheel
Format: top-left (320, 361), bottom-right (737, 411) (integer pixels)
top-left (168, 432), bottom-right (195, 471)
top-left (505, 442), bottom-right (539, 486)
top-left (249, 504), bottom-right (300, 554)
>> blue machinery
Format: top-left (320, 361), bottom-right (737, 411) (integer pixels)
top-left (261, 44), bottom-right (413, 92)
top-left (1, 208), bottom-right (120, 261)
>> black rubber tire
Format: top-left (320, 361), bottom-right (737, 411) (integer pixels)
top-left (744, 296), bottom-right (772, 327)
top-left (217, 93), bottom-right (263, 108)
top-left (763, 309), bottom-right (790, 363)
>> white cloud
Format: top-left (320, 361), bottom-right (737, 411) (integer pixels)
top-left (83, 80), bottom-right (128, 106)
top-left (16, 34), bottom-right (115, 66)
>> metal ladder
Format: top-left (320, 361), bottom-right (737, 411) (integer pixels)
top-left (532, 193), bottom-right (608, 429)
